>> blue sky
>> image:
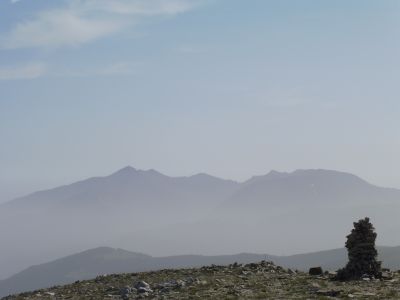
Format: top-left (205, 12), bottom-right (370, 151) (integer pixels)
top-left (1, 0), bottom-right (400, 201)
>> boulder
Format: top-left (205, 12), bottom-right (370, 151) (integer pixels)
top-left (134, 281), bottom-right (150, 290)
top-left (309, 267), bottom-right (323, 276)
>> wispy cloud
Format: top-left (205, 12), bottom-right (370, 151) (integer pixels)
top-left (75, 0), bottom-right (200, 15)
top-left (2, 10), bottom-right (123, 49)
top-left (1, 0), bottom-right (202, 49)
top-left (0, 62), bottom-right (46, 80)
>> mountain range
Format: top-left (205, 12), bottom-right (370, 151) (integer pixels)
top-left (1, 167), bottom-right (399, 281)
top-left (2, 245), bottom-right (400, 297)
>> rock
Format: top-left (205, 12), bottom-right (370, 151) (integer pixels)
top-left (137, 291), bottom-right (149, 298)
top-left (157, 279), bottom-right (186, 289)
top-left (309, 267), bottom-right (323, 276)
top-left (328, 271), bottom-right (337, 276)
top-left (315, 289), bottom-right (341, 297)
top-left (336, 218), bottom-right (381, 280)
top-left (134, 281), bottom-right (150, 290)
top-left (310, 282), bottom-right (320, 289)
top-left (120, 286), bottom-right (133, 295)
top-left (353, 291), bottom-right (376, 296)
top-left (381, 272), bottom-right (393, 280)
top-left (137, 287), bottom-right (153, 294)
top-left (362, 277), bottom-right (371, 281)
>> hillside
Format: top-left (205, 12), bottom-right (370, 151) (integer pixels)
top-left (2, 245), bottom-right (400, 297)
top-left (3, 261), bottom-right (400, 299)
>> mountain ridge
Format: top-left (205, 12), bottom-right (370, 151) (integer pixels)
top-left (4, 167), bottom-right (392, 206)
top-left (1, 167), bottom-right (400, 281)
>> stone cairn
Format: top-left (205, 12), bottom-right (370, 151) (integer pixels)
top-left (336, 217), bottom-right (381, 280)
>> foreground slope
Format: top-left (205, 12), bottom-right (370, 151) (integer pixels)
top-left (0, 248), bottom-right (268, 297)
top-left (2, 246), bottom-right (400, 297)
top-left (4, 261), bottom-right (400, 299)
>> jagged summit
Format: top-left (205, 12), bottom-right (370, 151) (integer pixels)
top-left (109, 166), bottom-right (167, 179)
top-left (113, 165), bottom-right (137, 174)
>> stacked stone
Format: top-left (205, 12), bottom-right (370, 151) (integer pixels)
top-left (336, 217), bottom-right (381, 280)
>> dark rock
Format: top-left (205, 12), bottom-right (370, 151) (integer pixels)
top-left (316, 289), bottom-right (341, 297)
top-left (336, 218), bottom-right (381, 280)
top-left (309, 267), bottom-right (323, 276)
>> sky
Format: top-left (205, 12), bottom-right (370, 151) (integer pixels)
top-left (1, 0), bottom-right (400, 202)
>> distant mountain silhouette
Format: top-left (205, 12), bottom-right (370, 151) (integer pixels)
top-left (1, 167), bottom-right (400, 281)
top-left (2, 245), bottom-right (400, 297)
top-left (0, 166), bottom-right (239, 278)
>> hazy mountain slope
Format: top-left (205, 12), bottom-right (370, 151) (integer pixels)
top-left (1, 168), bottom-right (400, 281)
top-left (0, 167), bottom-right (239, 279)
top-left (225, 169), bottom-right (398, 209)
top-left (112, 170), bottom-right (400, 257)
top-left (2, 246), bottom-right (400, 297)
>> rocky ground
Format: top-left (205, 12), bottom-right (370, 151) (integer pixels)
top-left (3, 261), bottom-right (400, 299)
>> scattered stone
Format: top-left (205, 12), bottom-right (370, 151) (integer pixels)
top-left (315, 289), bottom-right (341, 297)
top-left (137, 287), bottom-right (152, 294)
top-left (120, 286), bottom-right (134, 296)
top-left (134, 281), bottom-right (150, 290)
top-left (381, 271), bottom-right (393, 280)
top-left (310, 282), bottom-right (321, 289)
top-left (362, 277), bottom-right (371, 281)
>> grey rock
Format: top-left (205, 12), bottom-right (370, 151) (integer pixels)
top-left (381, 272), bottom-right (393, 280)
top-left (137, 287), bottom-right (153, 294)
top-left (134, 281), bottom-right (150, 290)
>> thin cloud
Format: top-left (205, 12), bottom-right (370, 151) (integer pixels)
top-left (1, 0), bottom-right (202, 49)
top-left (74, 0), bottom-right (200, 15)
top-left (0, 63), bottom-right (46, 80)
top-left (2, 10), bottom-right (122, 49)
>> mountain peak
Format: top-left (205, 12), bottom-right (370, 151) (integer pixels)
top-left (245, 170), bottom-right (290, 185)
top-left (291, 169), bottom-right (368, 182)
top-left (116, 166), bottom-right (137, 173)
top-left (108, 166), bottom-right (169, 182)
top-left (267, 170), bottom-right (289, 177)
